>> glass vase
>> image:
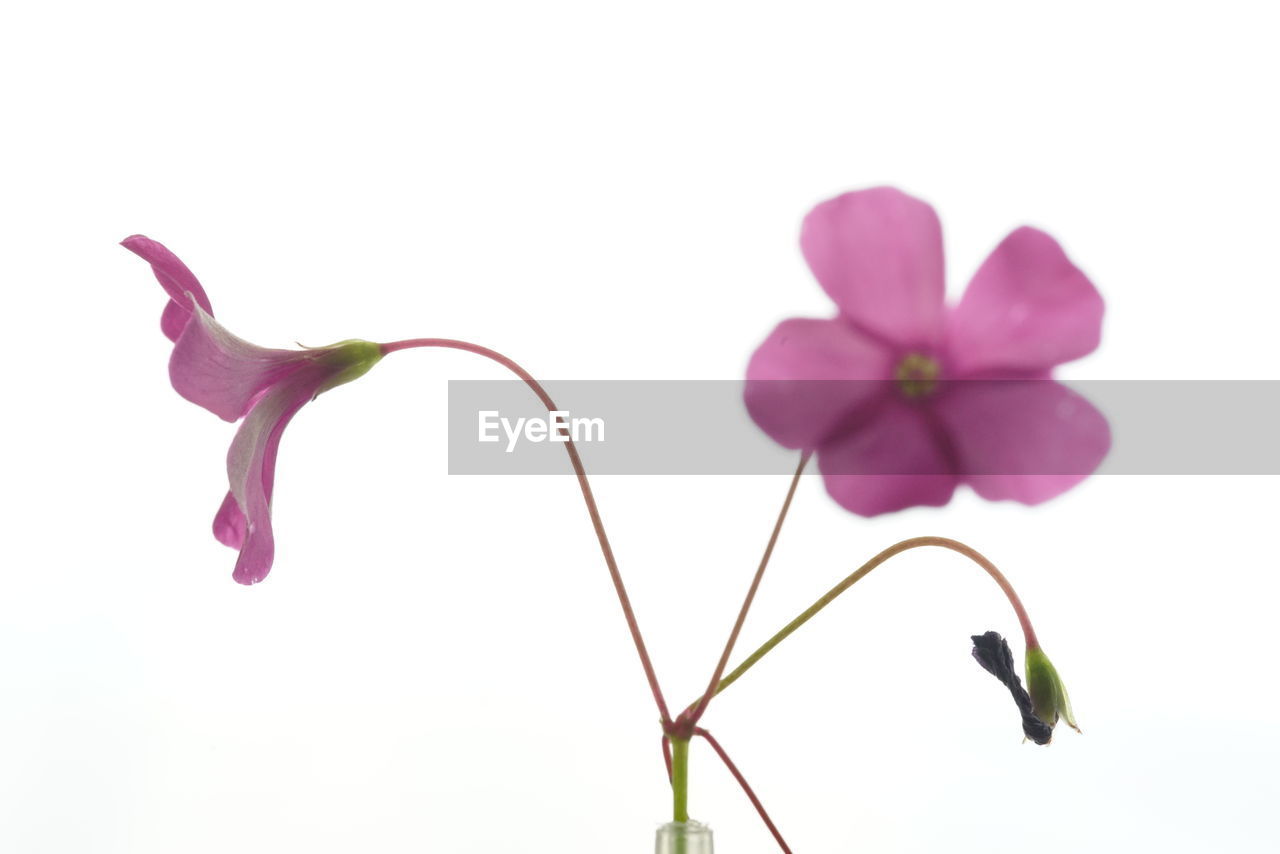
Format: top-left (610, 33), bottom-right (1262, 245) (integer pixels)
top-left (655, 820), bottom-right (714, 853)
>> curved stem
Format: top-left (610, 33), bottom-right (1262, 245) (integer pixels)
top-left (381, 338), bottom-right (671, 724)
top-left (694, 727), bottom-right (791, 854)
top-left (694, 536), bottom-right (1039, 706)
top-left (687, 452), bottom-right (809, 724)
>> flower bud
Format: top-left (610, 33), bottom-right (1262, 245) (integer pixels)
top-left (1025, 646), bottom-right (1079, 735)
top-left (971, 631), bottom-right (1052, 744)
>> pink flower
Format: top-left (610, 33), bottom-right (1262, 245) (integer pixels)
top-left (125, 236), bottom-right (383, 584)
top-left (745, 188), bottom-right (1110, 515)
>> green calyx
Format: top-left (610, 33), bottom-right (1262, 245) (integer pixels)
top-left (314, 339), bottom-right (385, 393)
top-left (1025, 646), bottom-right (1079, 734)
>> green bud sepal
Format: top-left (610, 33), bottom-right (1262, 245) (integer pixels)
top-left (1025, 645), bottom-right (1080, 736)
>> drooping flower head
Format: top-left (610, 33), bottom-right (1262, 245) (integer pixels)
top-left (971, 631), bottom-right (1079, 744)
top-left (746, 187), bottom-right (1110, 514)
top-left (125, 236), bottom-right (383, 584)
top-left (1024, 644), bottom-right (1078, 735)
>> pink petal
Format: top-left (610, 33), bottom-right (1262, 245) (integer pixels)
top-left (816, 399), bottom-right (958, 515)
top-left (800, 187), bottom-right (946, 351)
top-left (745, 318), bottom-right (894, 450)
top-left (121, 235), bottom-right (215, 342)
top-left (170, 306), bottom-right (306, 422)
top-left (931, 379), bottom-right (1110, 504)
top-left (225, 367), bottom-right (328, 585)
top-left (212, 491), bottom-right (247, 549)
top-left (947, 227), bottom-right (1103, 376)
top-left (160, 299), bottom-right (191, 342)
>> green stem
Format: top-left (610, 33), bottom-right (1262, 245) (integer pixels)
top-left (687, 452), bottom-right (809, 725)
top-left (671, 737), bottom-right (690, 823)
top-left (693, 536), bottom-right (1039, 705)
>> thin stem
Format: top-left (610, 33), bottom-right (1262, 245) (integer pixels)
top-left (380, 338), bottom-right (672, 724)
top-left (694, 727), bottom-right (791, 854)
top-left (671, 737), bottom-right (690, 823)
top-left (698, 536), bottom-right (1039, 705)
top-left (687, 452), bottom-right (810, 724)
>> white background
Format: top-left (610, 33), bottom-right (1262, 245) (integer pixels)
top-left (3, 2), bottom-right (1278, 852)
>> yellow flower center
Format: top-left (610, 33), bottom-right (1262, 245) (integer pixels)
top-left (894, 353), bottom-right (940, 398)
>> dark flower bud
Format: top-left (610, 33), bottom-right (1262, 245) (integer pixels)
top-left (970, 631), bottom-right (1054, 745)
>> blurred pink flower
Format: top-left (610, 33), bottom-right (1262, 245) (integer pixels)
top-left (125, 236), bottom-right (382, 583)
top-left (746, 188), bottom-right (1110, 515)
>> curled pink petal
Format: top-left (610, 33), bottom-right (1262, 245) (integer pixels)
top-left (170, 305), bottom-right (306, 422)
top-left (816, 400), bottom-right (958, 515)
top-left (947, 227), bottom-right (1103, 376)
top-left (160, 299), bottom-right (192, 342)
top-left (745, 317), bottom-right (894, 449)
top-left (122, 235), bottom-right (215, 341)
top-left (225, 366), bottom-right (329, 585)
top-left (126, 235), bottom-right (385, 583)
top-left (800, 187), bottom-right (946, 351)
top-left (212, 491), bottom-right (247, 549)
top-left (931, 379), bottom-right (1111, 504)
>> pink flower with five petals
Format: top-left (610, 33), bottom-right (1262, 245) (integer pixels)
top-left (745, 187), bottom-right (1110, 515)
top-left (125, 235), bottom-right (383, 583)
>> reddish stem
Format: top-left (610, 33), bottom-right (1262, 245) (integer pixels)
top-left (694, 727), bottom-right (792, 854)
top-left (698, 536), bottom-right (1042, 709)
top-left (688, 452), bottom-right (810, 724)
top-left (381, 337), bottom-right (672, 724)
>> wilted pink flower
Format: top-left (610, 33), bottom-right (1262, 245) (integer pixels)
top-left (125, 236), bottom-right (383, 584)
top-left (746, 187), bottom-right (1110, 515)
